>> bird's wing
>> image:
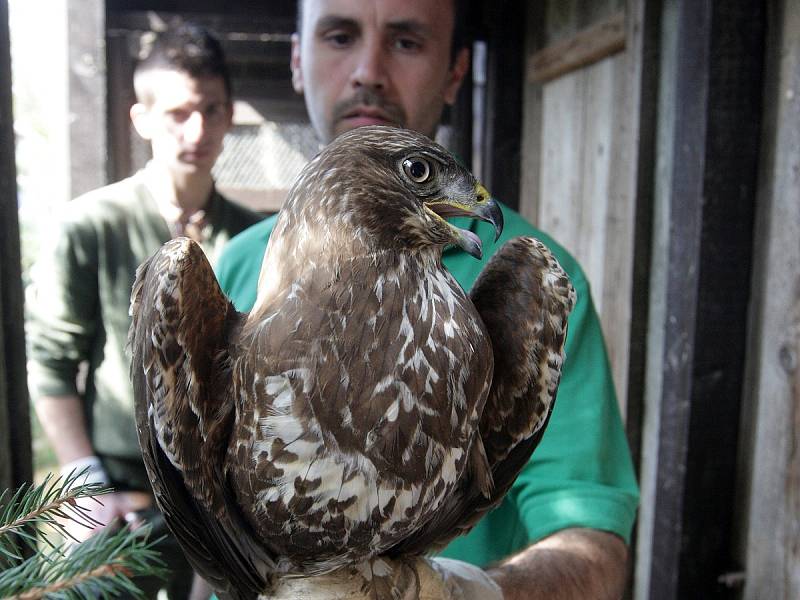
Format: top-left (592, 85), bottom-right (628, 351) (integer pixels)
top-left (388, 236), bottom-right (575, 555)
top-left (129, 237), bottom-right (270, 600)
top-left (469, 236), bottom-right (575, 478)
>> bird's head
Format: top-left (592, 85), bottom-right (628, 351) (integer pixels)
top-left (285, 125), bottom-right (503, 260)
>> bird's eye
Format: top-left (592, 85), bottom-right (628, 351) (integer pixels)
top-left (402, 158), bottom-right (432, 183)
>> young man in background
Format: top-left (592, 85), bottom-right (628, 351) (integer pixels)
top-left (26, 22), bottom-right (262, 599)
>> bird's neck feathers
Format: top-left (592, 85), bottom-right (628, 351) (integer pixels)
top-left (249, 156), bottom-right (446, 317)
top-left (249, 212), bottom-right (444, 319)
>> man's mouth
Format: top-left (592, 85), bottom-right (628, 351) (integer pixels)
top-left (180, 147), bottom-right (212, 162)
top-left (340, 106), bottom-right (397, 127)
top-left (331, 89), bottom-right (406, 133)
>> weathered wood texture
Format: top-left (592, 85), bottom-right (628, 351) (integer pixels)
top-left (106, 30), bottom-right (136, 184)
top-left (521, 0), bottom-right (636, 416)
top-left (675, 1), bottom-right (765, 595)
top-left (68, 0), bottom-right (107, 198)
top-left (623, 0), bottom-right (660, 487)
top-left (0, 0), bottom-right (32, 492)
top-left (480, 0), bottom-right (524, 210)
top-left (635, 0), bottom-right (765, 597)
top-left (527, 10), bottom-right (626, 84)
top-left (738, 0), bottom-right (800, 597)
top-left (641, 3), bottom-right (713, 593)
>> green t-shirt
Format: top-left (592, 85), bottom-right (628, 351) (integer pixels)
top-left (215, 203), bottom-right (639, 566)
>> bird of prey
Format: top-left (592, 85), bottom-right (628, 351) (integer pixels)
top-left (129, 126), bottom-right (575, 599)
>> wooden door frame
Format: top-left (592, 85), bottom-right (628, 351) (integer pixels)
top-left (0, 0), bottom-right (32, 492)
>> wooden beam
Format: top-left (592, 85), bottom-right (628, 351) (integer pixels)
top-left (67, 0), bottom-right (107, 197)
top-left (527, 10), bottom-right (626, 84)
top-left (738, 0), bottom-right (800, 597)
top-left (636, 0), bottom-right (766, 596)
top-left (481, 0), bottom-right (524, 209)
top-left (636, 1), bottom-right (713, 597)
top-left (0, 0), bottom-right (32, 492)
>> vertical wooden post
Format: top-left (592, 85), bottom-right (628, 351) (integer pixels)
top-left (637, 0), bottom-right (766, 597)
top-left (0, 0), bottom-right (32, 492)
top-left (645, 4), bottom-right (713, 594)
top-left (481, 0), bottom-right (524, 210)
top-left (67, 0), bottom-right (107, 198)
top-left (738, 0), bottom-right (800, 597)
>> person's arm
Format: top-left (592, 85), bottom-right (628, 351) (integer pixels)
top-left (486, 528), bottom-right (627, 600)
top-left (34, 394), bottom-right (94, 463)
top-left (35, 394), bottom-right (153, 542)
top-left (27, 215), bottom-right (152, 541)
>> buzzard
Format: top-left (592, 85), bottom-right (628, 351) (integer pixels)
top-left (129, 126), bottom-right (575, 599)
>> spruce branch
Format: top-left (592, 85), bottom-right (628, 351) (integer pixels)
top-left (0, 470), bottom-right (166, 600)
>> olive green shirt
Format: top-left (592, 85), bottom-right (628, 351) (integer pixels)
top-left (26, 170), bottom-right (262, 486)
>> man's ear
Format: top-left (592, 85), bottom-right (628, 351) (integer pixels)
top-left (130, 103), bottom-right (153, 140)
top-left (290, 33), bottom-right (304, 94)
top-left (443, 47), bottom-right (470, 106)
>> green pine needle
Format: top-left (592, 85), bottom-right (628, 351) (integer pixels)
top-left (0, 470), bottom-right (166, 600)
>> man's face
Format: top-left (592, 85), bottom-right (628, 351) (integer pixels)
top-left (131, 70), bottom-right (233, 176)
top-left (291, 0), bottom-right (469, 144)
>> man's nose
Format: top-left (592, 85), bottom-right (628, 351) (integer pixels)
top-left (182, 110), bottom-right (205, 143)
top-left (350, 39), bottom-right (387, 90)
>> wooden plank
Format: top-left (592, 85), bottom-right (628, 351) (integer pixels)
top-left (0, 0), bottom-right (32, 492)
top-left (618, 1), bottom-right (660, 592)
top-left (673, 1), bottom-right (765, 594)
top-left (521, 0), bottom-right (640, 416)
top-left (539, 60), bottom-right (614, 307)
top-left (640, 2), bottom-right (713, 598)
top-left (527, 10), bottom-right (626, 83)
top-left (106, 30), bottom-right (135, 182)
top-left (635, 0), bottom-right (767, 596)
top-left (739, 0), bottom-right (800, 597)
top-left (518, 1), bottom-right (545, 224)
top-left (624, 0), bottom-right (660, 488)
top-left (601, 0), bottom-right (649, 428)
top-left (481, 0), bottom-right (524, 210)
top-left (536, 52), bottom-right (635, 413)
top-left (67, 0), bottom-right (107, 198)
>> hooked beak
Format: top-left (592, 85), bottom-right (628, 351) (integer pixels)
top-left (425, 183), bottom-right (504, 259)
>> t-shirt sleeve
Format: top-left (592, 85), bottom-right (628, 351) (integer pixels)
top-left (215, 220), bottom-right (274, 312)
top-left (26, 215), bottom-right (100, 398)
top-left (509, 268), bottom-right (639, 544)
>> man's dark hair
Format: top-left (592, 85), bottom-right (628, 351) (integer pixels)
top-left (295, 0), bottom-right (471, 64)
top-left (134, 22), bottom-right (232, 104)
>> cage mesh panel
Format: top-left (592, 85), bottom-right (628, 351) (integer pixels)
top-left (212, 122), bottom-right (319, 190)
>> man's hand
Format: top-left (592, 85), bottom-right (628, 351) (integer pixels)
top-left (428, 557), bottom-right (504, 599)
top-left (34, 395), bottom-right (153, 541)
top-left (64, 490), bottom-right (153, 543)
top-left (485, 528), bottom-right (628, 600)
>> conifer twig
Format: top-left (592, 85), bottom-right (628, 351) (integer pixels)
top-left (0, 470), bottom-right (166, 600)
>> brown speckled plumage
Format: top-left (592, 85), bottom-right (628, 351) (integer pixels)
top-left (129, 126), bottom-right (575, 600)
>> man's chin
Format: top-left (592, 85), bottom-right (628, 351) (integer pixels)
top-left (177, 154), bottom-right (216, 172)
top-left (335, 116), bottom-right (401, 136)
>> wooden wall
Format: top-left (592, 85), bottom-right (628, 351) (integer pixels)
top-left (736, 0), bottom-right (800, 596)
top-left (521, 0), bottom-right (641, 417)
top-left (0, 0), bottom-right (31, 492)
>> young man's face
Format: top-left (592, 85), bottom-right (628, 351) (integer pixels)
top-left (291, 0), bottom-right (469, 144)
top-left (131, 70), bottom-right (233, 177)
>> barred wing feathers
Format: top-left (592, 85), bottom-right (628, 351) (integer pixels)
top-left (129, 238), bottom-right (269, 600)
top-left (388, 236), bottom-right (576, 556)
